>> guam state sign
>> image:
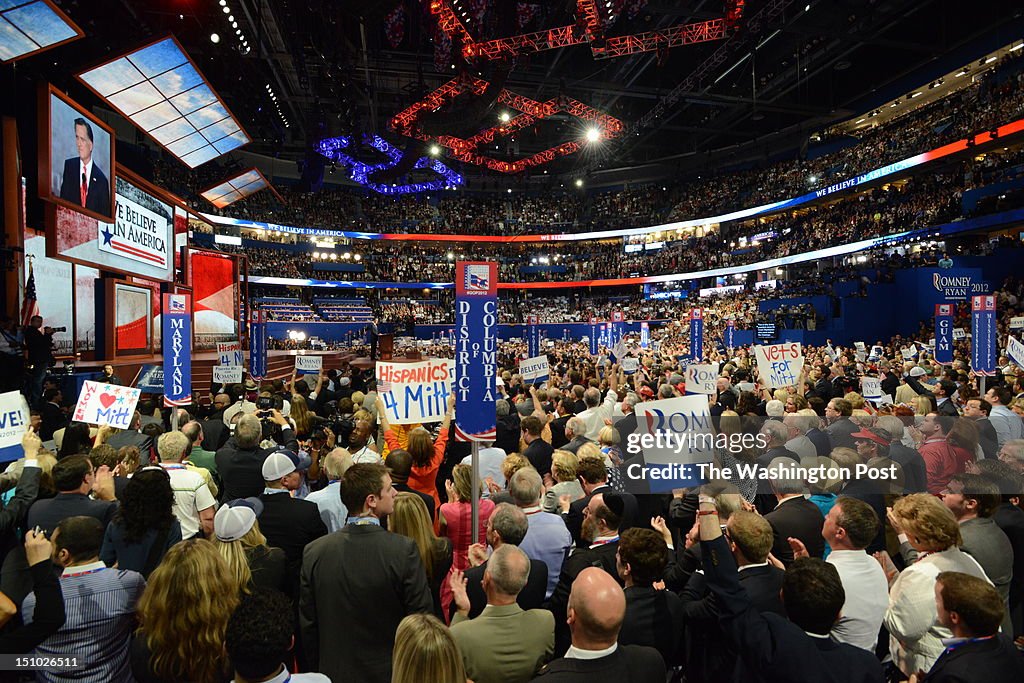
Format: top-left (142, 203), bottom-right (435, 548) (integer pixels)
top-left (454, 262), bottom-right (498, 441)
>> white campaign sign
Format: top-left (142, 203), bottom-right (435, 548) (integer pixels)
top-left (1007, 335), bottom-right (1024, 369)
top-left (754, 342), bottom-right (804, 390)
top-left (953, 328), bottom-right (967, 340)
top-left (635, 395), bottom-right (716, 467)
top-left (622, 357), bottom-right (640, 374)
top-left (685, 364), bottom-right (718, 394)
top-left (519, 355), bottom-right (550, 383)
top-left (1010, 316), bottom-right (1024, 329)
top-left (377, 359), bottom-right (455, 425)
top-left (217, 341), bottom-right (243, 366)
top-left (213, 366), bottom-right (243, 384)
top-left (72, 381), bottom-right (141, 429)
top-left (0, 391), bottom-right (31, 461)
top-left (861, 377), bottom-right (883, 400)
top-left (901, 347), bottom-right (917, 361)
top-left (295, 355), bottom-right (323, 372)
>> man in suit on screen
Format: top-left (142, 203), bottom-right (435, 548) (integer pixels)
top-left (58, 117), bottom-right (110, 216)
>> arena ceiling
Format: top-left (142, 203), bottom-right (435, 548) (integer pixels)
top-left (32, 0), bottom-right (1024, 181)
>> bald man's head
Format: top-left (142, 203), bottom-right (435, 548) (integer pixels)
top-left (567, 567), bottom-right (626, 648)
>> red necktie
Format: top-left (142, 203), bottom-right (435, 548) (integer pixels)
top-left (80, 171), bottom-right (87, 206)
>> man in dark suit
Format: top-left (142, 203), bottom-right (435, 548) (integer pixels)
top-left (803, 412), bottom-right (833, 458)
top-left (924, 571), bottom-right (1024, 682)
top-left (366, 318), bottom-right (379, 361)
top-left (531, 567), bottom-right (666, 682)
top-left (964, 398), bottom-right (999, 460)
top-left (521, 415), bottom-right (554, 477)
top-left (258, 452), bottom-right (327, 575)
top-left (763, 459), bottom-right (825, 565)
top-left (550, 398), bottom-right (574, 450)
top-left (495, 400), bottom-right (521, 457)
top-left (695, 500), bottom-right (884, 683)
top-left (563, 458), bottom-right (638, 546)
top-left (613, 395), bottom-right (639, 445)
top-left (217, 413), bottom-right (299, 501)
top-left (983, 466), bottom-right (1024, 638)
top-left (58, 118), bottom-right (110, 216)
top-left (618, 527), bottom-right (686, 668)
top-left (451, 503), bottom-right (548, 620)
top-left (22, 316), bottom-right (55, 408)
top-left (825, 398), bottom-right (859, 450)
top-left (27, 455), bottom-right (116, 534)
top-left (300, 463), bottom-right (432, 683)
top-left (756, 421), bottom-right (801, 469)
top-left (38, 388), bottom-right (66, 443)
top-left (905, 375), bottom-right (960, 417)
top-left (681, 511), bottom-right (784, 681)
top-left (550, 492), bottom-right (626, 655)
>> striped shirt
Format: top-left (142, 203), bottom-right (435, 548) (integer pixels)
top-left (23, 561), bottom-right (145, 683)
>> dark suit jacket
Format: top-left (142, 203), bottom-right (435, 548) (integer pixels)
top-left (200, 416), bottom-right (230, 452)
top-left (764, 496), bottom-right (825, 566)
top-left (39, 403), bottom-right (66, 442)
top-left (531, 644), bottom-right (665, 683)
top-left (806, 428), bottom-right (832, 458)
top-left (840, 478), bottom-right (887, 554)
top-left (59, 157), bottom-right (110, 215)
top-left (258, 492), bottom-right (328, 566)
top-left (976, 418), bottom-right (999, 461)
top-left (613, 413), bottom-right (639, 444)
top-left (700, 535), bottom-right (884, 683)
top-left (827, 418), bottom-right (859, 450)
top-left (299, 523), bottom-right (433, 683)
top-left (565, 486), bottom-right (639, 546)
top-left (993, 501), bottom-right (1024, 636)
top-left (450, 555), bottom-right (548, 620)
top-left (496, 414), bottom-right (521, 456)
top-left (524, 438), bottom-right (554, 476)
top-left (550, 542), bottom-right (621, 655)
top-left (888, 443), bottom-right (928, 494)
top-left (620, 585), bottom-right (685, 667)
top-left (551, 415), bottom-right (571, 449)
top-left (26, 492), bottom-right (116, 535)
top-left (680, 563), bottom-right (785, 682)
top-left (922, 633), bottom-right (1024, 682)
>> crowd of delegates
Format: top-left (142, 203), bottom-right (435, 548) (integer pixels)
top-left (2, 270), bottom-right (1024, 682)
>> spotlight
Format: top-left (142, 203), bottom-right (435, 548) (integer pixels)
top-left (210, 33), bottom-right (220, 44)
top-left (499, 111), bottom-right (510, 122)
top-left (429, 144), bottom-right (441, 156)
top-left (575, 178), bottom-right (584, 188)
top-left (222, 6), bottom-right (230, 13)
top-left (219, 0), bottom-right (227, 5)
top-left (354, 254), bottom-right (362, 261)
top-left (232, 21), bottom-right (238, 28)
top-left (585, 127), bottom-right (601, 143)
top-left (228, 15), bottom-right (234, 22)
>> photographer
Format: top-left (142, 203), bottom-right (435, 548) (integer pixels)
top-left (23, 316), bottom-right (60, 408)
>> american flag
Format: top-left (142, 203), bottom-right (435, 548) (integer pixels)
top-left (20, 261), bottom-right (39, 327)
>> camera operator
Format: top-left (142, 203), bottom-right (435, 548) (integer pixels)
top-left (23, 316), bottom-right (61, 407)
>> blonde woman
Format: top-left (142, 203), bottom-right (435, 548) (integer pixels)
top-left (389, 492), bottom-right (452, 622)
top-left (212, 499), bottom-right (288, 594)
top-left (391, 613), bottom-right (467, 683)
top-left (542, 450), bottom-right (584, 513)
top-left (131, 539), bottom-right (240, 683)
top-left (884, 493), bottom-right (990, 677)
top-left (288, 394), bottom-right (321, 440)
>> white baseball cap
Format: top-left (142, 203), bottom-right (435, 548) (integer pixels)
top-left (214, 498), bottom-right (263, 542)
top-left (262, 450), bottom-right (299, 481)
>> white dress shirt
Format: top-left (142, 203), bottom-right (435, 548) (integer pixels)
top-left (827, 549), bottom-right (889, 651)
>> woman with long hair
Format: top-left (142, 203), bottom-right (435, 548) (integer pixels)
top-left (212, 500), bottom-right (288, 594)
top-left (378, 394), bottom-right (454, 513)
top-left (288, 394), bottom-right (320, 440)
top-left (391, 613), bottom-right (466, 683)
top-left (57, 422), bottom-right (92, 459)
top-left (389, 492), bottom-right (452, 621)
top-left (130, 539), bottom-right (241, 683)
top-left (100, 468), bottom-right (181, 577)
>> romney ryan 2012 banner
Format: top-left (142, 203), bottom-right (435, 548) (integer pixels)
top-left (162, 293), bottom-right (191, 407)
top-left (454, 261), bottom-right (498, 441)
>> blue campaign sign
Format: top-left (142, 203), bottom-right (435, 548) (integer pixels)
top-left (725, 320), bottom-right (736, 349)
top-left (162, 294), bottom-right (192, 407)
top-left (934, 304), bottom-right (954, 365)
top-left (454, 261), bottom-right (498, 441)
top-left (971, 295), bottom-right (997, 376)
top-left (640, 322), bottom-right (650, 349)
top-left (589, 317), bottom-right (599, 355)
top-left (527, 314), bottom-right (540, 358)
top-left (137, 365), bottom-right (164, 392)
top-left (690, 308), bottom-right (704, 361)
top-left (929, 268), bottom-right (988, 302)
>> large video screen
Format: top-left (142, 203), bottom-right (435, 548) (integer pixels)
top-left (74, 264), bottom-right (98, 353)
top-left (188, 249), bottom-right (239, 348)
top-left (40, 87), bottom-right (115, 222)
top-left (52, 175), bottom-right (174, 281)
